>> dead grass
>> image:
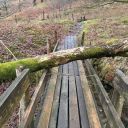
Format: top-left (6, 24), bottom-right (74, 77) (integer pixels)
top-left (79, 0), bottom-right (128, 84)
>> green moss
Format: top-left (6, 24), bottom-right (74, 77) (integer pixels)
top-left (83, 47), bottom-right (104, 57)
top-left (99, 32), bottom-right (109, 39)
top-left (18, 37), bottom-right (26, 43)
top-left (78, 19), bottom-right (98, 45)
top-left (83, 19), bottom-right (98, 34)
top-left (0, 58), bottom-right (38, 81)
top-left (0, 55), bottom-right (60, 81)
top-left (121, 17), bottom-right (128, 25)
top-left (29, 70), bottom-right (43, 85)
top-left (106, 38), bottom-right (119, 45)
top-left (116, 16), bottom-right (128, 25)
top-left (14, 52), bottom-right (25, 58)
top-left (35, 3), bottom-right (46, 8)
top-left (56, 19), bottom-right (74, 25)
top-left (68, 47), bottom-right (106, 61)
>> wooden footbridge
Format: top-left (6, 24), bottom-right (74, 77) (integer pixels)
top-left (0, 24), bottom-right (127, 128)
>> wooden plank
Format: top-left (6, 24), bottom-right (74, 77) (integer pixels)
top-left (113, 69), bottom-right (128, 102)
top-left (37, 67), bottom-right (58, 128)
top-left (84, 60), bottom-right (125, 128)
top-left (49, 66), bottom-right (63, 128)
top-left (0, 69), bottom-right (29, 127)
top-left (77, 60), bottom-right (101, 128)
top-left (16, 68), bottom-right (26, 127)
top-left (94, 74), bottom-right (125, 128)
top-left (114, 69), bottom-right (128, 92)
top-left (19, 70), bottom-right (47, 128)
top-left (73, 61), bottom-right (90, 128)
top-left (69, 62), bottom-right (80, 128)
top-left (57, 64), bottom-right (69, 128)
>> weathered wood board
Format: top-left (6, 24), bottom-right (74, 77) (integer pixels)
top-left (37, 67), bottom-right (58, 128)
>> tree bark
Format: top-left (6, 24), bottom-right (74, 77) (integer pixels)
top-left (0, 42), bottom-right (128, 81)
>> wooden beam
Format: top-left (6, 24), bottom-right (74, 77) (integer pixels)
top-left (0, 69), bottom-right (29, 127)
top-left (49, 66), bottom-right (62, 128)
top-left (73, 61), bottom-right (90, 128)
top-left (57, 64), bottom-right (69, 128)
top-left (115, 69), bottom-right (128, 91)
top-left (84, 60), bottom-right (125, 128)
top-left (113, 69), bottom-right (128, 102)
top-left (37, 67), bottom-right (58, 128)
top-left (16, 68), bottom-right (27, 127)
top-left (69, 62), bottom-right (80, 128)
top-left (78, 60), bottom-right (101, 128)
top-left (19, 70), bottom-right (47, 128)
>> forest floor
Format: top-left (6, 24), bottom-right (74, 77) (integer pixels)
top-left (0, 1), bottom-right (75, 63)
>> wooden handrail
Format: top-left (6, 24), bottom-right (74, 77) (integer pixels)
top-left (84, 60), bottom-right (125, 128)
top-left (0, 69), bottom-right (29, 127)
top-left (114, 69), bottom-right (128, 93)
top-left (0, 39), bottom-right (60, 127)
top-left (78, 60), bottom-right (102, 128)
top-left (114, 69), bottom-right (128, 102)
top-left (20, 70), bottom-right (48, 128)
top-left (112, 69), bottom-right (128, 117)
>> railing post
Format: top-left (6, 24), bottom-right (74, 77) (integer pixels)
top-left (112, 69), bottom-right (128, 126)
top-left (111, 89), bottom-right (124, 117)
top-left (47, 38), bottom-right (50, 54)
top-left (16, 66), bottom-right (31, 127)
top-left (42, 10), bottom-right (45, 20)
top-left (55, 31), bottom-right (57, 44)
top-left (14, 15), bottom-right (18, 23)
top-left (16, 66), bottom-right (26, 126)
top-left (47, 38), bottom-right (51, 54)
top-left (81, 32), bottom-right (85, 46)
top-left (111, 89), bottom-right (119, 107)
top-left (72, 14), bottom-right (74, 21)
top-left (116, 95), bottom-right (124, 117)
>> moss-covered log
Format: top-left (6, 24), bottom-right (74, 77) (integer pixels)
top-left (0, 42), bottom-right (128, 81)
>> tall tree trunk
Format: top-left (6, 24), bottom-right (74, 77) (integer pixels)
top-left (0, 42), bottom-right (128, 81)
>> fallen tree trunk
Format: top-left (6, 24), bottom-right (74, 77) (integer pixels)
top-left (0, 42), bottom-right (128, 81)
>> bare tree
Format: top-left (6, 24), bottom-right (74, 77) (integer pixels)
top-left (3, 0), bottom-right (8, 15)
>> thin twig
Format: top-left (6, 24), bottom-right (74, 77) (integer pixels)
top-left (0, 40), bottom-right (18, 60)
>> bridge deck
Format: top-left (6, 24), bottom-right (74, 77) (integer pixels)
top-left (37, 34), bottom-right (101, 128)
top-left (0, 24), bottom-right (126, 128)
